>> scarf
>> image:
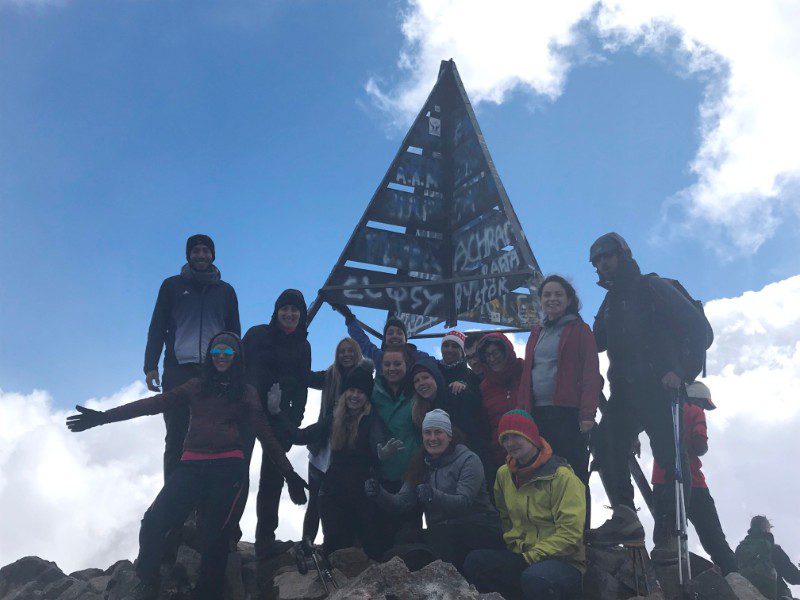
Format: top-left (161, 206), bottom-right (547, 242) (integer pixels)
top-left (507, 439), bottom-right (554, 488)
top-left (180, 263), bottom-right (221, 286)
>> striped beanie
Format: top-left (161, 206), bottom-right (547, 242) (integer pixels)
top-left (497, 409), bottom-right (542, 448)
top-left (442, 330), bottom-right (466, 352)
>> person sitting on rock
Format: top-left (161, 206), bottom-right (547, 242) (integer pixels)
top-left (463, 410), bottom-right (586, 600)
top-left (266, 364), bottom-right (389, 559)
top-left (736, 516), bottom-right (800, 600)
top-left (365, 409), bottom-right (504, 572)
top-left (66, 332), bottom-right (308, 600)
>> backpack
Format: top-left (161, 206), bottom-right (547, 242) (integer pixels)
top-left (736, 536), bottom-right (778, 600)
top-left (646, 274), bottom-right (714, 380)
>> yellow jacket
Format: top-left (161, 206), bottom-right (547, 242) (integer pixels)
top-left (494, 457), bottom-right (586, 573)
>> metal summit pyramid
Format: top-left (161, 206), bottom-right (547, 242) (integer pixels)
top-left (308, 59), bottom-right (544, 337)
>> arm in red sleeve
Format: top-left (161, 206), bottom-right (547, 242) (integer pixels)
top-left (104, 380), bottom-right (195, 423)
top-left (578, 323), bottom-right (603, 422)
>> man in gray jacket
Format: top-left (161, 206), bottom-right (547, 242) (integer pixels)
top-left (144, 234), bottom-right (240, 481)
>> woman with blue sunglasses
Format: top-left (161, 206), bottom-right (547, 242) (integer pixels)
top-left (66, 331), bottom-right (308, 600)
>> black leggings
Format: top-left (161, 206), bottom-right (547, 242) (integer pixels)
top-left (136, 459), bottom-right (245, 600)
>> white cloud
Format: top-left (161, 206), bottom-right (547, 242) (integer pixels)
top-left (371, 0), bottom-right (800, 253)
top-left (2, 275), bottom-right (800, 583)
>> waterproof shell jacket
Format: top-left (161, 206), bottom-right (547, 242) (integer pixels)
top-left (517, 316), bottom-right (603, 423)
top-left (371, 375), bottom-right (418, 482)
top-left (593, 259), bottom-right (709, 384)
top-left (478, 333), bottom-right (525, 466)
top-left (376, 444), bottom-right (500, 531)
top-left (494, 457), bottom-right (586, 573)
top-left (736, 532), bottom-right (800, 600)
top-left (347, 321), bottom-right (433, 367)
top-left (435, 360), bottom-right (488, 460)
top-left (144, 269), bottom-right (240, 373)
top-left (652, 402), bottom-right (707, 488)
top-left (103, 379), bottom-right (292, 473)
top-left (280, 411), bottom-right (388, 498)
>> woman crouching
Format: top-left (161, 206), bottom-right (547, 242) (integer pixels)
top-left (66, 332), bottom-right (307, 600)
top-left (365, 409), bottom-right (504, 572)
top-left (463, 409), bottom-right (586, 600)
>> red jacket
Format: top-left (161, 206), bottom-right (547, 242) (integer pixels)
top-left (478, 333), bottom-right (526, 467)
top-left (516, 317), bottom-right (603, 423)
top-left (652, 402), bottom-right (707, 488)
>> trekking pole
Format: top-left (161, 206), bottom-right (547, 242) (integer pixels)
top-left (671, 388), bottom-right (692, 584)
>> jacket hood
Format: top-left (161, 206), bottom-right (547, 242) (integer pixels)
top-left (478, 333), bottom-right (523, 386)
top-left (410, 355), bottom-right (447, 403)
top-left (596, 255), bottom-right (643, 290)
top-left (269, 289), bottom-right (308, 334)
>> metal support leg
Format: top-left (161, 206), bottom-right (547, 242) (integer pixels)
top-left (671, 392), bottom-right (691, 584)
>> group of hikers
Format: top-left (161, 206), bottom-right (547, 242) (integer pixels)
top-left (65, 232), bottom-right (799, 600)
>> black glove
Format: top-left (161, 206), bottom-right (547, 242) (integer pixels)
top-left (364, 478), bottom-right (380, 498)
top-left (285, 471), bottom-right (308, 505)
top-left (415, 484), bottom-right (434, 503)
top-left (329, 302), bottom-right (355, 324)
top-left (66, 405), bottom-right (107, 432)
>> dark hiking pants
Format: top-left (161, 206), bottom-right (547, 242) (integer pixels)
top-left (372, 479), bottom-right (423, 558)
top-left (531, 406), bottom-right (591, 528)
top-left (161, 363), bottom-right (200, 483)
top-left (319, 492), bottom-right (380, 559)
top-left (653, 484), bottom-right (737, 574)
top-left (397, 522), bottom-right (505, 573)
top-left (595, 379), bottom-right (691, 540)
top-left (463, 549), bottom-right (582, 600)
top-left (303, 463), bottom-right (324, 542)
top-left (137, 459), bottom-right (245, 600)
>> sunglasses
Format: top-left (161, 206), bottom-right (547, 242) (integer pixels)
top-left (210, 348), bottom-right (235, 357)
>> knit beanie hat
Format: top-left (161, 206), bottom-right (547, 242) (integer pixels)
top-left (410, 361), bottom-right (435, 380)
top-left (441, 330), bottom-right (466, 352)
top-left (422, 408), bottom-right (452, 436)
top-left (342, 364), bottom-right (374, 397)
top-left (497, 409), bottom-right (542, 447)
top-left (186, 234), bottom-right (215, 261)
top-left (383, 316), bottom-right (408, 339)
top-left (207, 331), bottom-right (243, 356)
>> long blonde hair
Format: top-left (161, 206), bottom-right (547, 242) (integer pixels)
top-left (320, 337), bottom-right (364, 419)
top-left (330, 389), bottom-right (372, 451)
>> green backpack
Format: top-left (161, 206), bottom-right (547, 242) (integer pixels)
top-left (736, 535), bottom-right (778, 600)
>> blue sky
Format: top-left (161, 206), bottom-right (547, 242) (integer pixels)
top-left (2, 0), bottom-right (798, 403)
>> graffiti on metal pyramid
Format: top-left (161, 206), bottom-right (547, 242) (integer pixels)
top-left (310, 59), bottom-right (544, 337)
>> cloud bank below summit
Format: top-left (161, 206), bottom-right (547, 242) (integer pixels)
top-left (368, 0), bottom-right (800, 254)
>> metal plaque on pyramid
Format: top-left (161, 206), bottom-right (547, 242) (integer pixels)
top-left (308, 59), bottom-right (544, 337)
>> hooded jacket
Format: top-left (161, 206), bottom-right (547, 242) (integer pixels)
top-left (375, 444), bottom-right (500, 530)
top-left (371, 374), bottom-right (418, 482)
top-left (593, 257), bottom-right (709, 384)
top-left (652, 402), bottom-right (707, 488)
top-left (347, 320), bottom-right (433, 367)
top-left (144, 265), bottom-right (240, 374)
top-left (478, 333), bottom-right (526, 466)
top-left (494, 456), bottom-right (586, 572)
top-left (517, 316), bottom-right (603, 423)
top-left (243, 290), bottom-right (311, 429)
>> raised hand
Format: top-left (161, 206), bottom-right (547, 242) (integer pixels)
top-left (448, 381), bottom-right (467, 395)
top-left (329, 302), bottom-right (355, 323)
top-left (267, 383), bottom-right (282, 415)
top-left (377, 438), bottom-right (405, 461)
top-left (66, 405), bottom-right (107, 432)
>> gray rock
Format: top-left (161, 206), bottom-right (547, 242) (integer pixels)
top-left (0, 557), bottom-right (66, 599)
top-left (686, 568), bottom-right (738, 600)
top-left (585, 546), bottom-right (662, 599)
top-left (87, 575), bottom-right (111, 593)
top-left (68, 568), bottom-right (105, 581)
top-left (328, 557), bottom-right (485, 600)
top-left (274, 568), bottom-right (347, 600)
top-left (103, 561), bottom-right (139, 600)
top-left (328, 547), bottom-right (374, 579)
top-left (725, 573), bottom-right (770, 600)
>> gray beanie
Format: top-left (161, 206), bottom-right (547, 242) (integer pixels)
top-left (422, 408), bottom-right (452, 436)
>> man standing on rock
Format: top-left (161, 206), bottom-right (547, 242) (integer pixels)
top-left (587, 232), bottom-right (711, 561)
top-left (144, 234), bottom-right (240, 482)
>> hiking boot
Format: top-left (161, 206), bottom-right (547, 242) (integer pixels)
top-left (256, 539), bottom-right (295, 559)
top-left (131, 580), bottom-right (159, 600)
top-left (585, 505), bottom-right (645, 545)
top-left (651, 535), bottom-right (679, 564)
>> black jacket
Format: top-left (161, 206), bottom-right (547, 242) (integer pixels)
top-left (144, 269), bottom-right (240, 374)
top-left (436, 359), bottom-right (488, 458)
top-left (593, 259), bottom-right (708, 384)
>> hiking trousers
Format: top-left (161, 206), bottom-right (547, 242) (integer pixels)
top-left (595, 379), bottom-right (691, 537)
top-left (397, 522), bottom-right (505, 573)
top-left (318, 491), bottom-right (380, 559)
top-left (302, 463), bottom-right (325, 542)
top-left (161, 363), bottom-right (200, 483)
top-left (136, 458), bottom-right (245, 600)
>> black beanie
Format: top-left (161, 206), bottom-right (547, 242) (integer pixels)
top-left (275, 289), bottom-right (307, 312)
top-left (342, 364), bottom-right (374, 397)
top-left (207, 331), bottom-right (243, 357)
top-left (186, 234), bottom-right (215, 261)
top-left (383, 316), bottom-right (408, 339)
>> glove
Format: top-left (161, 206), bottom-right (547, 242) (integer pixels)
top-left (329, 302), bottom-right (355, 324)
top-left (364, 478), bottom-right (380, 498)
top-left (266, 383), bottom-right (282, 416)
top-left (285, 471), bottom-right (308, 505)
top-left (415, 484), bottom-right (434, 503)
top-left (377, 438), bottom-right (405, 461)
top-left (66, 405), bottom-right (107, 432)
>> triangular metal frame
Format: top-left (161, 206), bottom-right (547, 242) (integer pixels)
top-left (308, 59), bottom-right (543, 337)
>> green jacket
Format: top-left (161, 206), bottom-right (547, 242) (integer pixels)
top-left (494, 457), bottom-right (586, 573)
top-left (371, 375), bottom-right (419, 482)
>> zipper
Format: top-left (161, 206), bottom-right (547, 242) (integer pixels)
top-left (198, 285), bottom-right (207, 361)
